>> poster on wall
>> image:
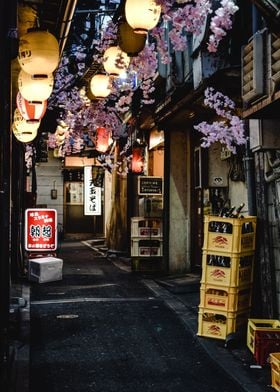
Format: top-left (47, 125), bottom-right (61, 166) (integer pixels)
top-left (84, 166), bottom-right (102, 216)
top-left (25, 208), bottom-right (57, 251)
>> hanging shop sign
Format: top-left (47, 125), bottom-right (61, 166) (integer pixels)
top-left (25, 208), bottom-right (57, 251)
top-left (138, 176), bottom-right (163, 196)
top-left (84, 166), bottom-right (102, 216)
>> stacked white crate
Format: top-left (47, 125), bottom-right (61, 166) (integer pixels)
top-left (130, 217), bottom-right (163, 270)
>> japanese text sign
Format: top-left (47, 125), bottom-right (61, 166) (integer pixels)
top-left (25, 208), bottom-right (57, 251)
top-left (84, 166), bottom-right (102, 215)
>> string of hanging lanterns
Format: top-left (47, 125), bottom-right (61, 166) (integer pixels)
top-left (15, 28), bottom-right (60, 143)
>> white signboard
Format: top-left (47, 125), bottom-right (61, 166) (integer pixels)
top-left (84, 166), bottom-right (102, 216)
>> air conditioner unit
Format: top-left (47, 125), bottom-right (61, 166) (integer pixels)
top-left (242, 31), bottom-right (265, 103)
top-left (249, 119), bottom-right (280, 152)
top-left (269, 33), bottom-right (280, 89)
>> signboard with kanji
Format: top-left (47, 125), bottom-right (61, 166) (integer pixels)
top-left (25, 208), bottom-right (57, 251)
top-left (84, 166), bottom-right (102, 216)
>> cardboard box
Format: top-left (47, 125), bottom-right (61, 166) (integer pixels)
top-left (28, 256), bottom-right (63, 283)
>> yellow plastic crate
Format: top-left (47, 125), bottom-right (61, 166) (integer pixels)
top-left (270, 353), bottom-right (280, 392)
top-left (203, 215), bottom-right (256, 254)
top-left (197, 306), bottom-right (249, 340)
top-left (247, 319), bottom-right (280, 354)
top-left (199, 283), bottom-right (252, 312)
top-left (201, 251), bottom-right (254, 287)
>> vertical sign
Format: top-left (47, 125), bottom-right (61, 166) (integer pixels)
top-left (84, 166), bottom-right (102, 215)
top-left (25, 208), bottom-right (57, 251)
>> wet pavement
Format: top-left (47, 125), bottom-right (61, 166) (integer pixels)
top-left (11, 239), bottom-right (273, 391)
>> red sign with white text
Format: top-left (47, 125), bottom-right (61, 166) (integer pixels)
top-left (25, 209), bottom-right (57, 251)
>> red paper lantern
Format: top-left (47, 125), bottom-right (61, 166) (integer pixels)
top-left (16, 91), bottom-right (47, 123)
top-left (96, 127), bottom-right (110, 153)
top-left (132, 146), bottom-right (145, 173)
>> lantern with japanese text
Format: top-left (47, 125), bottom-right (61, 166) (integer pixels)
top-left (12, 110), bottom-right (39, 143)
top-left (103, 46), bottom-right (130, 77)
top-left (132, 145), bottom-right (145, 173)
top-left (16, 92), bottom-right (47, 123)
top-left (95, 127), bottom-right (110, 153)
top-left (18, 29), bottom-right (59, 76)
top-left (90, 74), bottom-right (111, 99)
top-left (18, 70), bottom-right (54, 101)
top-left (125, 0), bottom-right (161, 34)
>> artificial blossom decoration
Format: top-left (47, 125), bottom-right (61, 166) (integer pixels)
top-left (194, 87), bottom-right (247, 153)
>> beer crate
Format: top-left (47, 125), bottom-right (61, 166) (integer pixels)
top-left (247, 318), bottom-right (280, 354)
top-left (131, 238), bottom-right (163, 257)
top-left (200, 251), bottom-right (254, 287)
top-left (254, 331), bottom-right (280, 366)
top-left (270, 352), bottom-right (280, 392)
top-left (197, 306), bottom-right (250, 340)
top-left (203, 215), bottom-right (256, 254)
top-left (199, 283), bottom-right (252, 312)
top-left (131, 217), bottom-right (163, 238)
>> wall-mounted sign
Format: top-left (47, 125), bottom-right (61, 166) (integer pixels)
top-left (84, 166), bottom-right (102, 215)
top-left (25, 208), bottom-right (57, 251)
top-left (138, 176), bottom-right (163, 196)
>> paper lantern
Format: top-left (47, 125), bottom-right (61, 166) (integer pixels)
top-left (18, 70), bottom-right (54, 101)
top-left (103, 46), bottom-right (130, 77)
top-left (16, 92), bottom-right (47, 123)
top-left (18, 29), bottom-right (59, 76)
top-left (90, 74), bottom-right (111, 99)
top-left (12, 111), bottom-right (39, 143)
top-left (132, 146), bottom-right (145, 173)
top-left (118, 20), bottom-right (146, 56)
top-left (96, 127), bottom-right (110, 153)
top-left (125, 0), bottom-right (161, 34)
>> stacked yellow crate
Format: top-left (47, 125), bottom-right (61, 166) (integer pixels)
top-left (197, 215), bottom-right (257, 340)
top-left (130, 217), bottom-right (163, 271)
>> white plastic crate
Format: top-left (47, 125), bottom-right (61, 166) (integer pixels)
top-left (131, 217), bottom-right (163, 238)
top-left (28, 256), bottom-right (63, 283)
top-left (131, 238), bottom-right (163, 257)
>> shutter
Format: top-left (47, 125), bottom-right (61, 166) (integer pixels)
top-left (270, 33), bottom-right (280, 84)
top-left (241, 32), bottom-right (265, 103)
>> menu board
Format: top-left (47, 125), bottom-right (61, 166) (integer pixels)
top-left (138, 176), bottom-right (163, 195)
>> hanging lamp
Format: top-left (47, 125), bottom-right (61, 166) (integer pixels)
top-left (117, 19), bottom-right (146, 56)
top-left (131, 145), bottom-right (145, 173)
top-left (18, 29), bottom-right (59, 76)
top-left (18, 70), bottom-right (54, 101)
top-left (103, 46), bottom-right (130, 77)
top-left (16, 91), bottom-right (47, 123)
top-left (90, 74), bottom-right (111, 99)
top-left (95, 127), bottom-right (110, 153)
top-left (125, 0), bottom-right (161, 34)
top-left (13, 110), bottom-right (39, 143)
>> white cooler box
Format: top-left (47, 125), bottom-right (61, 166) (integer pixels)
top-left (28, 257), bottom-right (63, 283)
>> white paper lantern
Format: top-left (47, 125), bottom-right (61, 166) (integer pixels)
top-left (90, 74), bottom-right (111, 99)
top-left (18, 29), bottom-right (59, 75)
top-left (103, 46), bottom-right (130, 77)
top-left (125, 0), bottom-right (161, 34)
top-left (18, 70), bottom-right (54, 101)
top-left (12, 111), bottom-right (39, 143)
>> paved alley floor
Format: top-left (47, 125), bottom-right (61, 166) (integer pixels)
top-left (29, 241), bottom-right (267, 392)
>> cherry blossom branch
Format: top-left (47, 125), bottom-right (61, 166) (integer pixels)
top-left (194, 87), bottom-right (247, 153)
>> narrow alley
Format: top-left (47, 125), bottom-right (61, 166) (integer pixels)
top-left (27, 241), bottom-right (268, 392)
